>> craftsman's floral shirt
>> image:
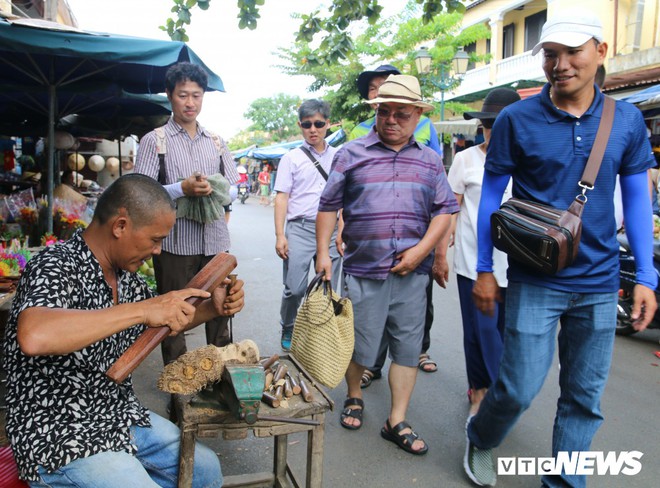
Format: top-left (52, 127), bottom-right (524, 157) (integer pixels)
top-left (2, 231), bottom-right (152, 481)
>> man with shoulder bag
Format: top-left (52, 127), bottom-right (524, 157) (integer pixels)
top-left (464, 10), bottom-right (657, 488)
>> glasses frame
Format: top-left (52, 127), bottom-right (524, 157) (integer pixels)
top-left (300, 120), bottom-right (327, 129)
top-left (375, 107), bottom-right (416, 122)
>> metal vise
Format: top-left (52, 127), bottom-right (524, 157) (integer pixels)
top-left (217, 364), bottom-right (265, 424)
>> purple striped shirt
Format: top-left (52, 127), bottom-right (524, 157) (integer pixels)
top-left (319, 128), bottom-right (459, 279)
top-left (135, 117), bottom-right (239, 255)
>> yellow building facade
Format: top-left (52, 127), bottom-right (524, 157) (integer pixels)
top-left (450, 0), bottom-right (659, 102)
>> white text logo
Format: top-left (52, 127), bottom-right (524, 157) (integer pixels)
top-left (497, 451), bottom-right (643, 476)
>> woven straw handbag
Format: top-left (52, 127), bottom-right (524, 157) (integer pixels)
top-left (291, 272), bottom-right (354, 388)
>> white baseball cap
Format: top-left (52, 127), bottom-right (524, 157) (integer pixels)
top-left (531, 11), bottom-right (604, 56)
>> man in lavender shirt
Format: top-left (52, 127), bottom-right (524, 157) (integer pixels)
top-left (274, 99), bottom-right (342, 351)
top-left (316, 75), bottom-right (458, 454)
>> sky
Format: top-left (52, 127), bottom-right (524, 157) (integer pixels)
top-left (65, 0), bottom-right (328, 141)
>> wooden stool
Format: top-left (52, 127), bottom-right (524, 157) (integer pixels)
top-left (173, 356), bottom-right (333, 488)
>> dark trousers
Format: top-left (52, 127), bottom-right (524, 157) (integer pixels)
top-left (369, 274), bottom-right (434, 374)
top-left (154, 251), bottom-right (230, 365)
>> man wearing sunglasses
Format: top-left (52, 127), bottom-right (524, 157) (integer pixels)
top-left (273, 99), bottom-right (342, 351)
top-left (316, 75), bottom-right (458, 454)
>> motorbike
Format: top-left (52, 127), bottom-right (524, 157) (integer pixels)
top-left (616, 233), bottom-right (660, 335)
top-left (237, 182), bottom-right (249, 204)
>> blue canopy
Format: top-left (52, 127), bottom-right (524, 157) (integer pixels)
top-left (247, 129), bottom-right (346, 160)
top-left (620, 84), bottom-right (660, 105)
top-left (0, 17), bottom-right (223, 231)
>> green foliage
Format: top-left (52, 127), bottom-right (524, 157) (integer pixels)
top-left (164, 0), bottom-right (462, 58)
top-left (243, 93), bottom-right (302, 142)
top-left (275, 2), bottom-right (489, 129)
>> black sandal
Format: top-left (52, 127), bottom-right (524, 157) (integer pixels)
top-left (340, 397), bottom-right (364, 430)
top-left (380, 419), bottom-right (428, 455)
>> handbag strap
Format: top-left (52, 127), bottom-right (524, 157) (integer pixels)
top-left (299, 146), bottom-right (329, 181)
top-left (579, 95), bottom-right (615, 189)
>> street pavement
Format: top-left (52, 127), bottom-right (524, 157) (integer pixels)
top-left (134, 194), bottom-right (660, 487)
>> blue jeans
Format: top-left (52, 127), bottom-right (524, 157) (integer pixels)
top-left (468, 281), bottom-right (617, 488)
top-left (30, 412), bottom-right (221, 488)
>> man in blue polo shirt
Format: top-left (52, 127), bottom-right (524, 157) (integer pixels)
top-left (463, 10), bottom-right (657, 487)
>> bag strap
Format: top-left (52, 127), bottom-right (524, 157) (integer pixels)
top-left (154, 126), bottom-right (167, 185)
top-left (299, 146), bottom-right (329, 181)
top-left (579, 96), bottom-right (615, 190)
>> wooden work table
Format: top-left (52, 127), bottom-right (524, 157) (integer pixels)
top-left (173, 355), bottom-right (333, 488)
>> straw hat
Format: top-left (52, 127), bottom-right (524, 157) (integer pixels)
top-left (365, 75), bottom-right (434, 113)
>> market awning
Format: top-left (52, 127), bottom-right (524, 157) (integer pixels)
top-left (248, 129), bottom-right (346, 161)
top-left (434, 119), bottom-right (480, 136)
top-left (0, 16), bottom-right (223, 231)
top-left (620, 84), bottom-right (660, 108)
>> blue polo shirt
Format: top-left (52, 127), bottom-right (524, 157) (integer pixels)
top-left (486, 84), bottom-right (654, 292)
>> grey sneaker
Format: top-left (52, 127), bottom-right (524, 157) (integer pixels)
top-left (464, 418), bottom-right (496, 486)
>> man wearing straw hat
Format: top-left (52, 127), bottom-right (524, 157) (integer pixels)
top-left (316, 74), bottom-right (458, 455)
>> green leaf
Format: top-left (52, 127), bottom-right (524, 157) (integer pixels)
top-left (197, 0), bottom-right (210, 10)
top-left (185, 0), bottom-right (197, 8)
top-left (178, 7), bottom-right (191, 23)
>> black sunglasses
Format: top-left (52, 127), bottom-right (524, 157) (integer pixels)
top-left (300, 120), bottom-right (327, 129)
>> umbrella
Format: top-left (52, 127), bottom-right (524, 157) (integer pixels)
top-left (57, 91), bottom-right (172, 140)
top-left (0, 17), bottom-right (223, 231)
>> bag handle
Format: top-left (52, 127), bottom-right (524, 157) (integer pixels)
top-left (304, 271), bottom-right (329, 299)
top-left (577, 96), bottom-right (615, 197)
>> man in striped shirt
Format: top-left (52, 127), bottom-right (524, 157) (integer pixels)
top-left (316, 75), bottom-right (458, 454)
top-left (135, 62), bottom-right (239, 366)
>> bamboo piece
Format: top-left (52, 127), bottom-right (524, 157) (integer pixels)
top-left (261, 391), bottom-right (280, 408)
top-left (260, 354), bottom-right (279, 371)
top-left (273, 363), bottom-right (288, 383)
top-left (287, 372), bottom-right (301, 395)
top-left (105, 253), bottom-right (237, 383)
top-left (298, 374), bottom-right (313, 402)
top-left (264, 370), bottom-right (274, 390)
top-left (284, 377), bottom-right (293, 398)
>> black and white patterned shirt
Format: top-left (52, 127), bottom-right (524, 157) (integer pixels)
top-left (3, 231), bottom-right (152, 481)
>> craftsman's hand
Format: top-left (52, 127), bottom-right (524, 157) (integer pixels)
top-left (275, 235), bottom-right (289, 260)
top-left (472, 272), bottom-right (501, 317)
top-left (432, 253), bottom-right (449, 288)
top-left (215, 278), bottom-right (245, 316)
top-left (631, 283), bottom-right (657, 331)
top-left (391, 246), bottom-right (425, 276)
top-left (182, 173), bottom-right (212, 197)
top-left (143, 288), bottom-right (210, 334)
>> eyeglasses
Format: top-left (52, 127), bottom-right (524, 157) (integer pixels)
top-left (300, 120), bottom-right (327, 129)
top-left (376, 108), bottom-right (415, 122)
